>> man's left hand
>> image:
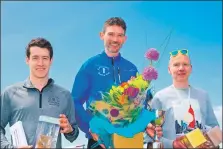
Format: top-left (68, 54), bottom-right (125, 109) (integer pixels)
top-left (198, 141), bottom-right (215, 148)
top-left (146, 123), bottom-right (163, 139)
top-left (59, 114), bottom-right (73, 134)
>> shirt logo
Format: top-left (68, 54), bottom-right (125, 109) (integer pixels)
top-left (97, 66), bottom-right (110, 76)
top-left (48, 96), bottom-right (60, 107)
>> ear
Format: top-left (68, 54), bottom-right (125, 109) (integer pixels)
top-left (168, 66), bottom-right (171, 74)
top-left (25, 57), bottom-right (29, 65)
top-left (123, 35), bottom-right (127, 43)
top-left (99, 32), bottom-right (104, 40)
top-left (190, 64), bottom-right (192, 73)
top-left (50, 57), bottom-right (53, 65)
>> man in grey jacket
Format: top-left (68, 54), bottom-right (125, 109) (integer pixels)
top-left (151, 49), bottom-right (219, 148)
top-left (1, 38), bottom-right (79, 148)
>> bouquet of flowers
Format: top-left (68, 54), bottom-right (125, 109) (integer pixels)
top-left (89, 48), bottom-right (160, 148)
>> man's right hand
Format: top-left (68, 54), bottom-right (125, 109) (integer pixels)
top-left (18, 145), bottom-right (33, 149)
top-left (173, 136), bottom-right (187, 149)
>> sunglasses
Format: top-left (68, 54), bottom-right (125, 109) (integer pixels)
top-left (169, 49), bottom-right (188, 57)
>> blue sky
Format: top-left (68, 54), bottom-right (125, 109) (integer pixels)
top-left (1, 1), bottom-right (222, 148)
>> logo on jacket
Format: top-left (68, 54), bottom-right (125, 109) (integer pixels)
top-left (48, 96), bottom-right (60, 107)
top-left (97, 66), bottom-right (110, 76)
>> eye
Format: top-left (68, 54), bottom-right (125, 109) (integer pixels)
top-left (173, 63), bottom-right (180, 67)
top-left (184, 63), bottom-right (190, 66)
top-left (118, 34), bottom-right (124, 37)
top-left (108, 33), bottom-right (114, 36)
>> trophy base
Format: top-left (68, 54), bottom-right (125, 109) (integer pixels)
top-left (147, 142), bottom-right (163, 149)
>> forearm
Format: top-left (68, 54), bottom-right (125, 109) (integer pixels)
top-left (75, 102), bottom-right (92, 134)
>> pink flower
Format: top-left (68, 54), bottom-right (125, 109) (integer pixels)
top-left (142, 66), bottom-right (158, 81)
top-left (124, 87), bottom-right (139, 98)
top-left (145, 48), bottom-right (159, 61)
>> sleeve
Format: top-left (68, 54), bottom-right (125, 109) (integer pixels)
top-left (64, 92), bottom-right (79, 142)
top-left (204, 93), bottom-right (219, 127)
top-left (71, 63), bottom-right (92, 134)
top-left (0, 89), bottom-right (15, 149)
top-left (151, 93), bottom-right (176, 148)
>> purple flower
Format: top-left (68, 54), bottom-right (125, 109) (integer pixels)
top-left (145, 48), bottom-right (159, 61)
top-left (142, 66), bottom-right (158, 81)
top-left (124, 87), bottom-right (139, 98)
top-left (110, 108), bottom-right (119, 117)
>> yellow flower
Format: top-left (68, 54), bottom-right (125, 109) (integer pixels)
top-left (118, 95), bottom-right (128, 105)
top-left (128, 74), bottom-right (149, 91)
top-left (117, 86), bottom-right (124, 93)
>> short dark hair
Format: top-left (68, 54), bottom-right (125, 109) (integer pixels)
top-left (26, 37), bottom-right (53, 59)
top-left (102, 17), bottom-right (127, 34)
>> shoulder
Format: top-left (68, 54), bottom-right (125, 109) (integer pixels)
top-left (81, 53), bottom-right (102, 69)
top-left (190, 86), bottom-right (209, 101)
top-left (120, 56), bottom-right (137, 70)
top-left (2, 82), bottom-right (24, 97)
top-left (191, 86), bottom-right (208, 95)
top-left (155, 85), bottom-right (173, 97)
top-left (52, 83), bottom-right (71, 96)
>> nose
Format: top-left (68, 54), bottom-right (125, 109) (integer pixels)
top-left (178, 64), bottom-right (185, 70)
top-left (37, 58), bottom-right (44, 66)
top-left (112, 35), bottom-right (118, 42)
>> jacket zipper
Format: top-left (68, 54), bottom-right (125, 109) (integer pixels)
top-left (112, 57), bottom-right (116, 84)
top-left (38, 80), bottom-right (51, 108)
top-left (39, 91), bottom-right (42, 108)
top-left (112, 58), bottom-right (121, 84)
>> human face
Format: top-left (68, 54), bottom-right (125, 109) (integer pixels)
top-left (100, 25), bottom-right (127, 55)
top-left (26, 46), bottom-right (52, 79)
top-left (168, 54), bottom-right (192, 83)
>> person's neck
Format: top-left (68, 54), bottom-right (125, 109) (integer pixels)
top-left (105, 49), bottom-right (119, 57)
top-left (173, 81), bottom-right (190, 89)
top-left (29, 75), bottom-right (49, 91)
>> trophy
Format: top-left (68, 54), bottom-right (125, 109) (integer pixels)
top-left (146, 109), bottom-right (165, 149)
top-left (145, 89), bottom-right (165, 149)
top-left (152, 110), bottom-right (165, 148)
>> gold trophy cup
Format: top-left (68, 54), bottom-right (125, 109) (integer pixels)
top-left (149, 109), bottom-right (165, 149)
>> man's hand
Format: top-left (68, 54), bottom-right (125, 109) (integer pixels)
top-left (89, 130), bottom-right (105, 149)
top-left (198, 141), bottom-right (215, 148)
top-left (146, 123), bottom-right (163, 139)
top-left (18, 145), bottom-right (33, 148)
top-left (59, 114), bottom-right (73, 134)
top-left (173, 136), bottom-right (187, 149)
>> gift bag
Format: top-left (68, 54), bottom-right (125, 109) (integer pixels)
top-left (33, 115), bottom-right (60, 148)
top-left (112, 132), bottom-right (143, 148)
